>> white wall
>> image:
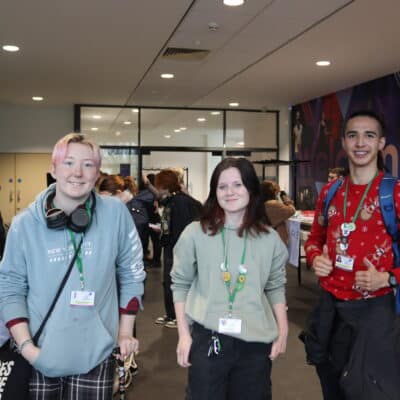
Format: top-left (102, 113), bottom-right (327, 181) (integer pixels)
top-left (0, 103), bottom-right (73, 152)
top-left (143, 151), bottom-right (208, 202)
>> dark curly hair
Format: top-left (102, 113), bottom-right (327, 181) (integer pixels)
top-left (200, 158), bottom-right (268, 237)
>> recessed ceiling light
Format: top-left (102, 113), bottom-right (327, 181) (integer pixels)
top-left (197, 117), bottom-right (206, 122)
top-left (32, 96), bottom-right (43, 101)
top-left (210, 111), bottom-right (221, 115)
top-left (164, 134), bottom-right (171, 138)
top-left (2, 45), bottom-right (20, 52)
top-left (161, 73), bottom-right (174, 79)
top-left (316, 60), bottom-right (331, 67)
top-left (174, 129), bottom-right (181, 133)
top-left (131, 108), bottom-right (139, 113)
top-left (223, 0), bottom-right (245, 6)
top-left (115, 131), bottom-right (121, 136)
top-left (229, 102), bottom-right (239, 107)
top-left (236, 141), bottom-right (244, 146)
top-left (123, 120), bottom-right (132, 125)
top-left (92, 115), bottom-right (102, 119)
top-left (180, 127), bottom-right (187, 130)
top-left (91, 127), bottom-right (98, 131)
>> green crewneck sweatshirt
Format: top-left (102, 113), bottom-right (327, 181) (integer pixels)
top-left (171, 221), bottom-right (288, 343)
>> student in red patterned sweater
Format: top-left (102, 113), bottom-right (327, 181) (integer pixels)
top-left (304, 110), bottom-right (400, 400)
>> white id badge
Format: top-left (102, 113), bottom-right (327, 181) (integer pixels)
top-left (218, 318), bottom-right (242, 334)
top-left (70, 290), bottom-right (95, 307)
top-left (335, 254), bottom-right (354, 271)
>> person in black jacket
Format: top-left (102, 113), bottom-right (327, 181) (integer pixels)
top-left (141, 173), bottom-right (162, 268)
top-left (98, 174), bottom-right (152, 251)
top-left (154, 169), bottom-right (202, 328)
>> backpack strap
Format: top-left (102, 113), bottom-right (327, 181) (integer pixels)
top-left (379, 173), bottom-right (400, 313)
top-left (322, 178), bottom-right (344, 226)
top-left (322, 174), bottom-right (400, 313)
top-left (379, 173), bottom-right (399, 265)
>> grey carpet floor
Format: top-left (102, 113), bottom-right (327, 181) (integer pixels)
top-left (126, 264), bottom-right (322, 400)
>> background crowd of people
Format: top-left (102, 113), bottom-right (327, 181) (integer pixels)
top-left (2, 111), bottom-right (399, 400)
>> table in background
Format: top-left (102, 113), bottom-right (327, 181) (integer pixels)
top-left (287, 212), bottom-right (314, 284)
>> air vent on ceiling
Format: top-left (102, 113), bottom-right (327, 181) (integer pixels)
top-left (162, 47), bottom-right (210, 61)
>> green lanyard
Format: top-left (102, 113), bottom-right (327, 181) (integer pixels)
top-left (220, 228), bottom-right (248, 318)
top-left (66, 202), bottom-right (91, 290)
top-left (343, 171), bottom-right (378, 225)
top-left (68, 229), bottom-right (85, 289)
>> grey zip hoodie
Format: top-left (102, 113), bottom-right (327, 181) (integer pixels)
top-left (0, 184), bottom-right (145, 377)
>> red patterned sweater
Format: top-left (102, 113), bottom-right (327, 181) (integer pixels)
top-left (305, 171), bottom-right (400, 300)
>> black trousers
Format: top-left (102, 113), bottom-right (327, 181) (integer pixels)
top-left (315, 293), bottom-right (400, 400)
top-left (162, 245), bottom-right (175, 319)
top-left (149, 228), bottom-right (161, 263)
top-left (187, 323), bottom-right (272, 400)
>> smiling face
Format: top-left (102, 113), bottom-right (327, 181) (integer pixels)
top-left (51, 142), bottom-right (100, 210)
top-left (216, 167), bottom-right (250, 224)
top-left (342, 116), bottom-right (385, 170)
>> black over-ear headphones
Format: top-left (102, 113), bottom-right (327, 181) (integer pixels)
top-left (45, 191), bottom-right (96, 233)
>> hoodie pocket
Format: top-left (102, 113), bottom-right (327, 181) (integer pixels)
top-left (33, 312), bottom-right (114, 378)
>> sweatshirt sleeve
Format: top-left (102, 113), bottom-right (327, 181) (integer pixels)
top-left (171, 223), bottom-right (198, 303)
top-left (264, 231), bottom-right (288, 305)
top-left (0, 216), bottom-right (29, 324)
top-left (304, 185), bottom-right (330, 266)
top-left (266, 201), bottom-right (295, 228)
top-left (116, 203), bottom-right (146, 310)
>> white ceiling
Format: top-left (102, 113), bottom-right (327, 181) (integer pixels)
top-left (1, 0), bottom-right (400, 110)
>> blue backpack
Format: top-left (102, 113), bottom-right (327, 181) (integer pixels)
top-left (322, 173), bottom-right (400, 313)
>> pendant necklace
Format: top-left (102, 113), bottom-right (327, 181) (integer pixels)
top-left (220, 227), bottom-right (248, 318)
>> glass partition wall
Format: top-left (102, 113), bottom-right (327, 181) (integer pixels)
top-left (77, 105), bottom-right (279, 202)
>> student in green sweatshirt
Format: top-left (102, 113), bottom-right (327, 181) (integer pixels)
top-left (171, 157), bottom-right (288, 400)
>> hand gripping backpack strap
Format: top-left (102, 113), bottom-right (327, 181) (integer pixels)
top-left (322, 178), bottom-right (344, 226)
top-left (33, 236), bottom-right (84, 343)
top-left (379, 173), bottom-right (400, 313)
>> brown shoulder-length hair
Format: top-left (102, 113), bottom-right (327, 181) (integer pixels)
top-left (98, 174), bottom-right (138, 195)
top-left (98, 174), bottom-right (125, 195)
top-left (122, 176), bottom-right (138, 195)
top-left (260, 180), bottom-right (277, 202)
top-left (200, 158), bottom-right (269, 237)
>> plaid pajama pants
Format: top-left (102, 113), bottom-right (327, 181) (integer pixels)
top-left (29, 355), bottom-right (114, 400)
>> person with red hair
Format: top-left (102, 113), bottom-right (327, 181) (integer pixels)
top-left (154, 169), bottom-right (202, 329)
